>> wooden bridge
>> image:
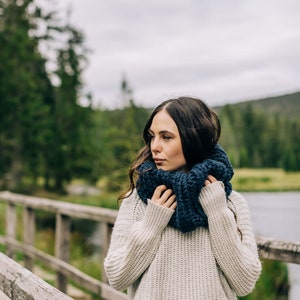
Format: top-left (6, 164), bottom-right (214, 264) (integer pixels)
top-left (0, 191), bottom-right (300, 300)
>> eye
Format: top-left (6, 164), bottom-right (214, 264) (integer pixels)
top-left (147, 132), bottom-right (154, 140)
top-left (163, 135), bottom-right (172, 140)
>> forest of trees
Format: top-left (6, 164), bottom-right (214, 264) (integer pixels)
top-left (1, 0), bottom-right (300, 194)
top-left (218, 102), bottom-right (300, 171)
top-left (0, 0), bottom-right (93, 192)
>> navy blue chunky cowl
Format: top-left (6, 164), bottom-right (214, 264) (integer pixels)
top-left (136, 144), bottom-right (234, 233)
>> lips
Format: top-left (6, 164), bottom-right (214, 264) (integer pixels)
top-left (153, 158), bottom-right (165, 164)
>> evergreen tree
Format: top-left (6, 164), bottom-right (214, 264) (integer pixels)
top-left (0, 0), bottom-right (54, 190)
top-left (0, 0), bottom-right (93, 192)
top-left (283, 120), bottom-right (300, 171)
top-left (48, 24), bottom-right (91, 191)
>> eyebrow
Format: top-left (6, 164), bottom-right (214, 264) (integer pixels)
top-left (148, 129), bottom-right (175, 135)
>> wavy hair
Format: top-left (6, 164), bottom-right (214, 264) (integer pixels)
top-left (119, 96), bottom-right (221, 201)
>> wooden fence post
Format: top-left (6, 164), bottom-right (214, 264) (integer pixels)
top-left (23, 207), bottom-right (35, 271)
top-left (101, 222), bottom-right (113, 284)
top-left (55, 213), bottom-right (71, 293)
top-left (6, 203), bottom-right (17, 258)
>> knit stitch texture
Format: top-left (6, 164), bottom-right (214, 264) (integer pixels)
top-left (104, 186), bottom-right (261, 299)
top-left (136, 144), bottom-right (234, 232)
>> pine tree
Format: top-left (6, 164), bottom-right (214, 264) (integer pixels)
top-left (48, 24), bottom-right (91, 191)
top-left (0, 0), bottom-right (54, 190)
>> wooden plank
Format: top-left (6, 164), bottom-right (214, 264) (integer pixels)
top-left (257, 236), bottom-right (300, 264)
top-left (0, 290), bottom-right (10, 300)
top-left (0, 252), bottom-right (73, 300)
top-left (0, 191), bottom-right (118, 223)
top-left (23, 207), bottom-right (35, 270)
top-left (6, 203), bottom-right (17, 258)
top-left (1, 237), bottom-right (128, 300)
top-left (55, 214), bottom-right (71, 293)
top-left (101, 222), bottom-right (113, 284)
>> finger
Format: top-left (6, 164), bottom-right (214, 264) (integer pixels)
top-left (153, 185), bottom-right (167, 198)
top-left (160, 188), bottom-right (174, 203)
top-left (164, 194), bottom-right (176, 206)
top-left (151, 185), bottom-right (167, 204)
top-left (155, 185), bottom-right (168, 194)
top-left (170, 200), bottom-right (177, 210)
top-left (207, 175), bottom-right (217, 182)
top-left (204, 179), bottom-right (210, 186)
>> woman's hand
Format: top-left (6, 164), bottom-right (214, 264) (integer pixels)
top-left (151, 185), bottom-right (177, 210)
top-left (204, 175), bottom-right (217, 186)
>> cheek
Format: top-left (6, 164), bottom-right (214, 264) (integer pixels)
top-left (172, 145), bottom-right (186, 163)
top-left (179, 151), bottom-right (187, 164)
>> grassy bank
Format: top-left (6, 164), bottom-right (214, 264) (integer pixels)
top-left (232, 168), bottom-right (300, 192)
top-left (58, 168), bottom-right (300, 209)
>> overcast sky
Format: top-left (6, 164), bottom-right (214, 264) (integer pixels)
top-left (51, 0), bottom-right (300, 109)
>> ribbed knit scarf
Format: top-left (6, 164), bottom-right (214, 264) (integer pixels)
top-left (136, 144), bottom-right (234, 233)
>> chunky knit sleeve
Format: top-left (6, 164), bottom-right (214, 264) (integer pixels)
top-left (199, 182), bottom-right (261, 296)
top-left (103, 191), bottom-right (174, 292)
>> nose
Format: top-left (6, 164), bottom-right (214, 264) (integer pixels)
top-left (151, 137), bottom-right (161, 153)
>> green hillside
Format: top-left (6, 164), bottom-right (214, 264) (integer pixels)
top-left (216, 91), bottom-right (300, 120)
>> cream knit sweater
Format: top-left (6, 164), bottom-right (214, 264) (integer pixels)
top-left (104, 182), bottom-right (261, 300)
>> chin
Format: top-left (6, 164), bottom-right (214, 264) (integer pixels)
top-left (156, 165), bottom-right (168, 171)
top-left (159, 166), bottom-right (176, 172)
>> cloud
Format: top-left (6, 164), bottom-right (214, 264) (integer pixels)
top-left (51, 0), bottom-right (300, 108)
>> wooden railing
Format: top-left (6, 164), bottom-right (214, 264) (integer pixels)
top-left (0, 191), bottom-right (126, 300)
top-left (0, 191), bottom-right (300, 299)
top-left (0, 252), bottom-right (73, 300)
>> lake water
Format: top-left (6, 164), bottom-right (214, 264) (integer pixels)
top-left (242, 192), bottom-right (300, 300)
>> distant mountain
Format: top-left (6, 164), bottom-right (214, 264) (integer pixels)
top-left (215, 91), bottom-right (300, 120)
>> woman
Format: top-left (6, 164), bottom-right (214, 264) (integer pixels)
top-left (104, 97), bottom-right (261, 300)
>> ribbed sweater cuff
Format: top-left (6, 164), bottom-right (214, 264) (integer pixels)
top-left (199, 181), bottom-right (227, 217)
top-left (143, 200), bottom-right (174, 232)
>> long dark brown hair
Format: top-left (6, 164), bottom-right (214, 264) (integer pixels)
top-left (118, 96), bottom-right (221, 201)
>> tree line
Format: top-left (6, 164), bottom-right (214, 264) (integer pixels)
top-left (218, 104), bottom-right (300, 171)
top-left (1, 0), bottom-right (299, 194)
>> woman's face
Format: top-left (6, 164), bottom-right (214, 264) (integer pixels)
top-left (148, 109), bottom-right (186, 171)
